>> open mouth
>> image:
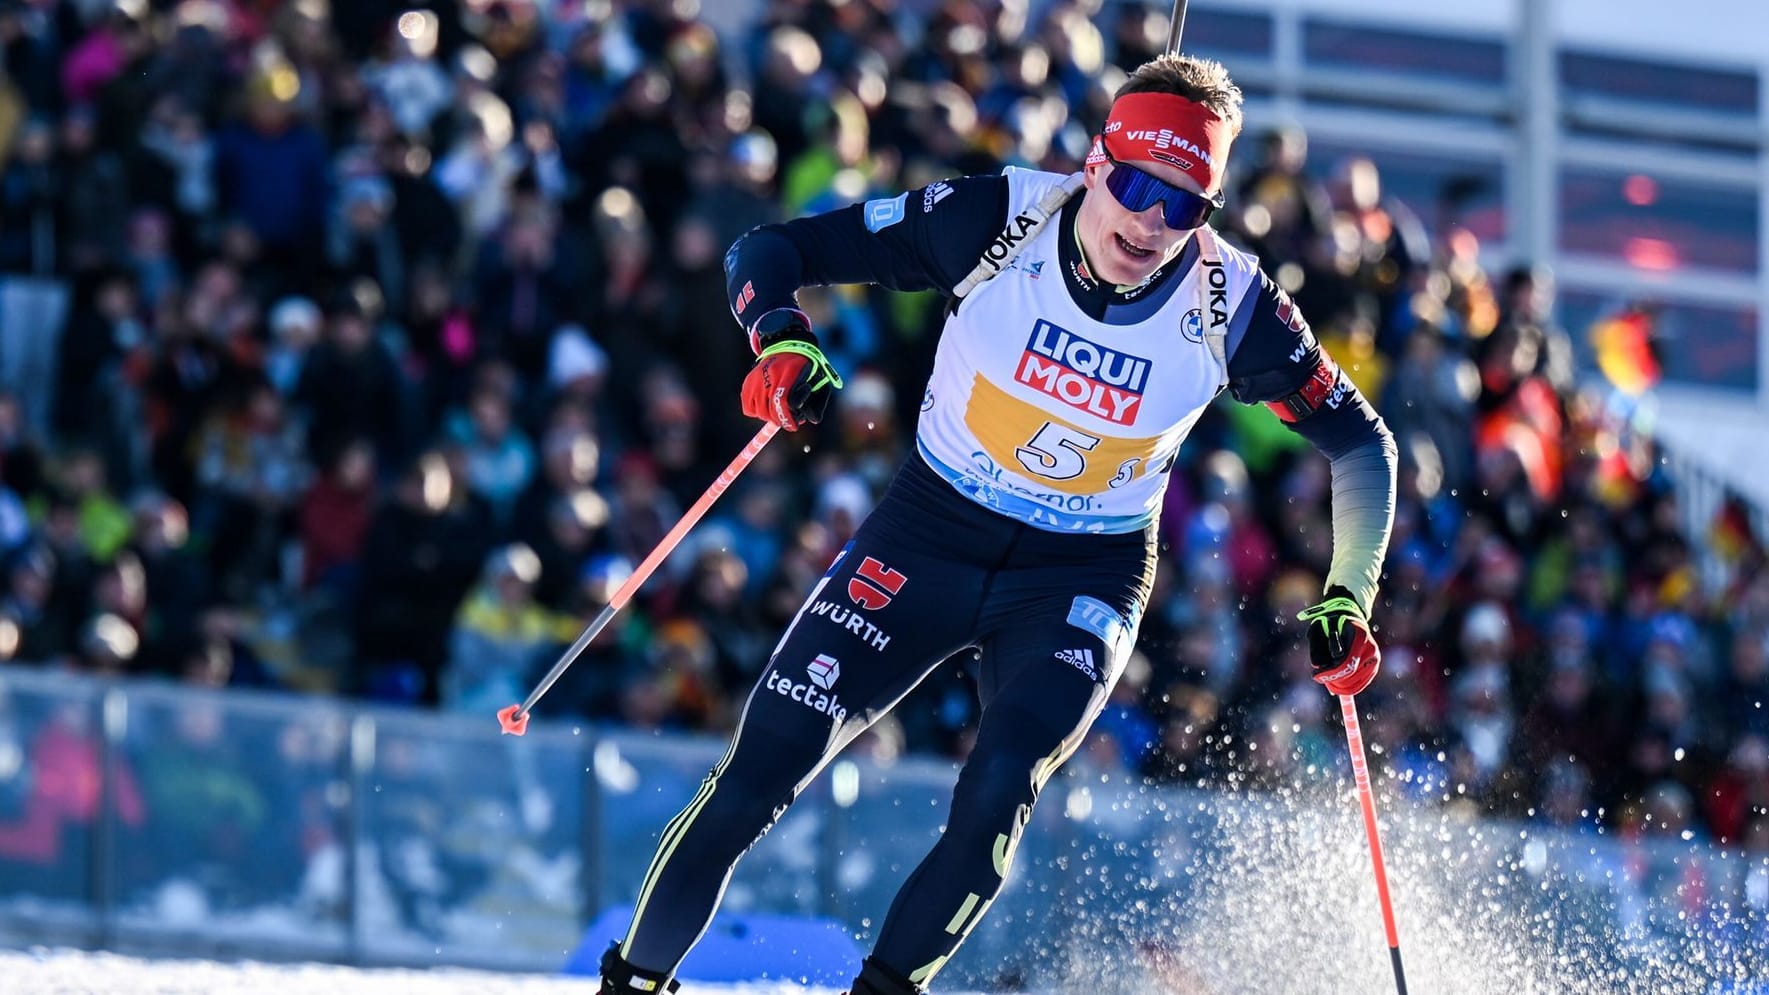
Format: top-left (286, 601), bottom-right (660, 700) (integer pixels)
top-left (1114, 233), bottom-right (1155, 259)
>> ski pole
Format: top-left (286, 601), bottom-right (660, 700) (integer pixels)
top-left (1167, 0), bottom-right (1189, 53)
top-left (1338, 693), bottom-right (1409, 995)
top-left (498, 422), bottom-right (781, 735)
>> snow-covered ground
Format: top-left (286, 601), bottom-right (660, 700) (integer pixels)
top-left (3, 781), bottom-right (1765, 994)
top-left (0, 949), bottom-right (865, 995)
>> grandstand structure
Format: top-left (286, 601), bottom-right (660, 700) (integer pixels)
top-left (1155, 0), bottom-right (1769, 529)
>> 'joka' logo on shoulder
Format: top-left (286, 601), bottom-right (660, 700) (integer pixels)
top-left (1015, 320), bottom-right (1150, 425)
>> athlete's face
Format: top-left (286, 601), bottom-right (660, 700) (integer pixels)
top-left (1078, 155), bottom-right (1212, 286)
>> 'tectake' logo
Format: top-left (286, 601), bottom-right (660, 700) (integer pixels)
top-left (1015, 320), bottom-right (1150, 425)
top-left (765, 655), bottom-right (847, 723)
top-left (807, 653), bottom-right (840, 689)
top-left (848, 556), bottom-right (906, 610)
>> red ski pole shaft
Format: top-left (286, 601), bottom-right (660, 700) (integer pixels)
top-left (1339, 693), bottom-right (1409, 995)
top-left (498, 423), bottom-right (781, 735)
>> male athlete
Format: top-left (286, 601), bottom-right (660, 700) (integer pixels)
top-left (599, 54), bottom-right (1397, 995)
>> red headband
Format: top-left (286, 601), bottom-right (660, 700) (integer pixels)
top-left (1085, 92), bottom-right (1233, 194)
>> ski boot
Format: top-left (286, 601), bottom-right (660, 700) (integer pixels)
top-left (845, 957), bottom-right (925, 995)
top-left (596, 942), bottom-right (679, 995)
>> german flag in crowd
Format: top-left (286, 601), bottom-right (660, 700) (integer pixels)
top-left (1589, 306), bottom-right (1662, 396)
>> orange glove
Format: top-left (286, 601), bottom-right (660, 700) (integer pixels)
top-left (1298, 587), bottom-right (1382, 696)
top-left (740, 309), bottom-right (842, 431)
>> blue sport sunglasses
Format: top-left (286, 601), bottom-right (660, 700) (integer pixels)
top-left (1101, 147), bottom-right (1223, 231)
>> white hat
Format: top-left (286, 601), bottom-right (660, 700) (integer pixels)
top-left (1461, 602), bottom-right (1511, 647)
top-left (816, 474), bottom-right (873, 523)
top-left (269, 296), bottom-right (322, 336)
top-left (549, 325), bottom-right (609, 386)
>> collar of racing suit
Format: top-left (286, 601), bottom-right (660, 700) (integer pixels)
top-left (1058, 192), bottom-right (1190, 316)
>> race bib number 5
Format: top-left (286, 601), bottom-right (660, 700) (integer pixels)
top-left (1017, 422), bottom-right (1097, 479)
top-left (967, 375), bottom-right (1158, 494)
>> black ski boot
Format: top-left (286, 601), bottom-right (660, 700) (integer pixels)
top-left (596, 943), bottom-right (680, 995)
top-left (846, 956), bottom-right (926, 995)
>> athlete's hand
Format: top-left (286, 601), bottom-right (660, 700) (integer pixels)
top-left (1297, 586), bottom-right (1381, 696)
top-left (741, 308), bottom-right (842, 431)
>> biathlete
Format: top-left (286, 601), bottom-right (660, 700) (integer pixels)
top-left (598, 53), bottom-right (1398, 995)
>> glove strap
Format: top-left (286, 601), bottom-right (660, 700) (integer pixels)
top-left (758, 338), bottom-right (843, 393)
top-left (747, 306), bottom-right (813, 354)
top-left (1297, 595), bottom-right (1365, 639)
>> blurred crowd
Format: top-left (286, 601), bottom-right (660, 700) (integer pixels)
top-left (0, 0), bottom-right (1766, 870)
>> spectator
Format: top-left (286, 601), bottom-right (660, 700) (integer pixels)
top-left (299, 438), bottom-right (378, 594)
top-left (138, 96), bottom-right (216, 229)
top-left (328, 174), bottom-right (405, 310)
top-left (445, 380), bottom-right (535, 528)
top-left (1230, 127), bottom-right (1332, 267)
top-left (3, 545), bottom-right (68, 662)
top-left (0, 116), bottom-right (57, 275)
top-left (660, 213), bottom-right (753, 456)
top-left (294, 281), bottom-right (406, 468)
top-left (541, 553), bottom-right (641, 720)
top-left (360, 12), bottom-right (453, 139)
top-left (265, 296), bottom-right (324, 398)
top-left (50, 448), bottom-right (131, 564)
top-left (442, 543), bottom-right (566, 715)
top-left (213, 61), bottom-right (331, 284)
top-left (59, 104), bottom-right (130, 271)
top-left (128, 492), bottom-right (209, 670)
top-left (433, 89), bottom-right (525, 240)
top-left (53, 268), bottom-right (146, 489)
top-left (469, 204), bottom-right (574, 383)
top-left (670, 547), bottom-right (766, 692)
top-left (192, 381), bottom-right (307, 601)
top-left (354, 451), bottom-right (491, 704)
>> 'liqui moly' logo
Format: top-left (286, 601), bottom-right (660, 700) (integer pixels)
top-left (1014, 320), bottom-right (1151, 425)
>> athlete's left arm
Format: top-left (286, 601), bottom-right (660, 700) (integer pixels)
top-left (1225, 273), bottom-right (1399, 615)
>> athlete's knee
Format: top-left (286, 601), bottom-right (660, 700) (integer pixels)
top-left (693, 768), bottom-right (796, 842)
top-left (947, 747), bottom-right (1049, 848)
top-left (696, 772), bottom-right (795, 842)
top-left (691, 722), bottom-right (829, 841)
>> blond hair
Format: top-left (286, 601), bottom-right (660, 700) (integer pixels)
top-left (1113, 54), bottom-right (1245, 137)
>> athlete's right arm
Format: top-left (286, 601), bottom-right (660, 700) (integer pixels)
top-left (723, 176), bottom-right (1008, 340)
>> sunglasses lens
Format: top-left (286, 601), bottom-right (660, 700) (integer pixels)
top-left (1104, 160), bottom-right (1213, 230)
top-left (1164, 196), bottom-right (1213, 230)
top-left (1104, 166), bottom-right (1162, 212)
